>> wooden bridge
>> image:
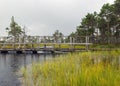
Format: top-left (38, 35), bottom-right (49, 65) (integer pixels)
top-left (0, 36), bottom-right (92, 54)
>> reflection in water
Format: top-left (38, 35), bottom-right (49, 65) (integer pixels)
top-left (0, 54), bottom-right (54, 86)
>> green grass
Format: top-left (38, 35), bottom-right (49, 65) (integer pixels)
top-left (90, 44), bottom-right (120, 48)
top-left (21, 51), bottom-right (120, 86)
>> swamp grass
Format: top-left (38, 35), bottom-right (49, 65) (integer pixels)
top-left (21, 51), bottom-right (120, 86)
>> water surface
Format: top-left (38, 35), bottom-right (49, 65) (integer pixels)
top-left (0, 54), bottom-right (54, 86)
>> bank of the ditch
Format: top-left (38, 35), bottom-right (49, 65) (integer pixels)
top-left (21, 51), bottom-right (120, 86)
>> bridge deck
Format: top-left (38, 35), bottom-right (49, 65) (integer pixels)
top-left (0, 48), bottom-right (86, 54)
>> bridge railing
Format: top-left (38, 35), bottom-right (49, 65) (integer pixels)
top-left (0, 36), bottom-right (92, 50)
top-left (0, 36), bottom-right (92, 44)
top-left (1, 35), bottom-right (120, 44)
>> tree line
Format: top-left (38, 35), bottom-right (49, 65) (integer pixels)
top-left (69, 0), bottom-right (120, 44)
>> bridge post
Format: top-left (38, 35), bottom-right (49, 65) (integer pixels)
top-left (86, 36), bottom-right (89, 51)
top-left (70, 37), bottom-right (74, 51)
top-left (37, 36), bottom-right (40, 49)
top-left (18, 36), bottom-right (21, 49)
top-left (31, 36), bottom-right (34, 49)
top-left (12, 37), bottom-right (14, 49)
top-left (52, 43), bottom-right (55, 51)
top-left (23, 35), bottom-right (26, 50)
top-left (58, 43), bottom-right (61, 50)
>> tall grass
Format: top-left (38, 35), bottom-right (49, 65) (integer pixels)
top-left (21, 51), bottom-right (120, 86)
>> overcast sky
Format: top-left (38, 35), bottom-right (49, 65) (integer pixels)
top-left (0, 0), bottom-right (114, 36)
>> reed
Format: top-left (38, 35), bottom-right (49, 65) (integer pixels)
top-left (21, 51), bottom-right (120, 86)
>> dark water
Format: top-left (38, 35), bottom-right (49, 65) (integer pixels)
top-left (0, 54), bottom-right (55, 86)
